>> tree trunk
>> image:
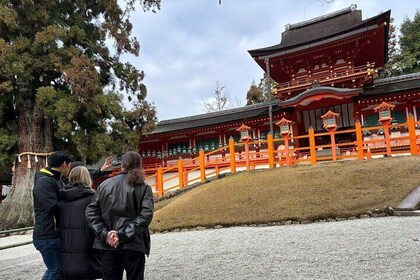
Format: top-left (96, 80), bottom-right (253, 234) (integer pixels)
top-left (0, 82), bottom-right (53, 230)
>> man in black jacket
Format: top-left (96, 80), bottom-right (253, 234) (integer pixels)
top-left (33, 151), bottom-right (72, 280)
top-left (86, 151), bottom-right (154, 280)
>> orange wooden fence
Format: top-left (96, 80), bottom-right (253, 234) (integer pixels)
top-left (146, 115), bottom-right (420, 197)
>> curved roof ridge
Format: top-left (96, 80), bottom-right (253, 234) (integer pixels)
top-left (287, 4), bottom-right (357, 30)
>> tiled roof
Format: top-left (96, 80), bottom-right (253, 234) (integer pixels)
top-left (148, 87), bottom-right (361, 135)
top-left (364, 73), bottom-right (420, 96)
top-left (248, 5), bottom-right (390, 58)
top-left (373, 72), bottom-right (420, 86)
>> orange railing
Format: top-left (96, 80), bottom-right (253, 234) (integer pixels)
top-left (145, 115), bottom-right (420, 197)
top-left (275, 63), bottom-right (373, 96)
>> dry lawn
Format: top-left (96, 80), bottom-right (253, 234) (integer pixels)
top-left (150, 156), bottom-right (420, 231)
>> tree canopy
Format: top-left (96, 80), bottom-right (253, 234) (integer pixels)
top-left (0, 0), bottom-right (161, 229)
top-left (382, 11), bottom-right (420, 77)
top-left (0, 0), bottom-right (161, 165)
top-left (246, 75), bottom-right (276, 105)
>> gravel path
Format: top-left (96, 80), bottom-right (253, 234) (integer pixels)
top-left (1, 216), bottom-right (419, 279)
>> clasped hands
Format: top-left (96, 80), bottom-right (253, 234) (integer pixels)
top-left (106, 230), bottom-right (119, 248)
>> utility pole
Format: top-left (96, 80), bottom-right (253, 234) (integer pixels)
top-left (265, 58), bottom-right (274, 134)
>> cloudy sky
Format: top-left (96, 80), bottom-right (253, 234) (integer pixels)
top-left (126, 0), bottom-right (418, 121)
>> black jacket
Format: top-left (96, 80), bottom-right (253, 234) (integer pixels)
top-left (59, 182), bottom-right (102, 279)
top-left (33, 168), bottom-right (64, 240)
top-left (85, 172), bottom-right (154, 255)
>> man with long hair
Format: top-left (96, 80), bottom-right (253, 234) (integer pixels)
top-left (86, 151), bottom-right (154, 280)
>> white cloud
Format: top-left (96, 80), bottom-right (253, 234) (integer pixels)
top-left (125, 0), bottom-right (419, 121)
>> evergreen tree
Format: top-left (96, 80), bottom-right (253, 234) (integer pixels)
top-left (396, 11), bottom-right (420, 74)
top-left (382, 11), bottom-right (420, 77)
top-left (245, 74), bottom-right (277, 105)
top-left (380, 17), bottom-right (399, 77)
top-left (246, 80), bottom-right (265, 105)
top-left (0, 0), bottom-right (160, 229)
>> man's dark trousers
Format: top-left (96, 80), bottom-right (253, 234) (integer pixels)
top-left (102, 249), bottom-right (145, 280)
top-left (33, 238), bottom-right (61, 280)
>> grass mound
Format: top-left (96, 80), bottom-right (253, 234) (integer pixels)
top-left (150, 156), bottom-right (420, 232)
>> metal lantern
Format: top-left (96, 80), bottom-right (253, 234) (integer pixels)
top-left (275, 117), bottom-right (293, 136)
top-left (374, 101), bottom-right (395, 123)
top-left (321, 110), bottom-right (339, 130)
top-left (236, 123), bottom-right (252, 141)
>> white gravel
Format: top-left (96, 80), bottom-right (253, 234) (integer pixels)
top-left (1, 216), bottom-right (419, 280)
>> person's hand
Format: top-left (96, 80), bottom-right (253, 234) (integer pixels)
top-left (100, 156), bottom-right (114, 172)
top-left (106, 230), bottom-right (119, 248)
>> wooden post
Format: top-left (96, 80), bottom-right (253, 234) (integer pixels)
top-left (156, 167), bottom-right (163, 197)
top-left (309, 127), bottom-right (317, 165)
top-left (177, 158), bottom-right (184, 190)
top-left (407, 114), bottom-right (418, 156)
top-left (330, 130), bottom-right (337, 162)
top-left (284, 135), bottom-right (290, 165)
top-left (244, 140), bottom-right (250, 171)
top-left (199, 150), bottom-right (206, 182)
top-left (366, 147), bottom-right (372, 160)
top-left (267, 133), bottom-right (275, 169)
top-left (229, 137), bottom-right (236, 174)
top-left (355, 121), bottom-right (364, 160)
top-left (383, 122), bottom-right (392, 156)
top-left (183, 167), bottom-right (188, 187)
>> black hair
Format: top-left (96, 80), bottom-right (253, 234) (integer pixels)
top-left (48, 151), bottom-right (73, 168)
top-left (122, 151), bottom-right (144, 186)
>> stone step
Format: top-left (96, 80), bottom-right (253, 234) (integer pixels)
top-left (393, 210), bottom-right (420, 217)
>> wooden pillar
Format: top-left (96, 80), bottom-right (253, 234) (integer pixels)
top-left (244, 140), bottom-right (250, 171)
top-left (199, 150), bottom-right (206, 182)
top-left (284, 135), bottom-right (290, 166)
top-left (267, 133), bottom-right (275, 169)
top-left (407, 114), bottom-right (418, 155)
top-left (178, 158), bottom-right (184, 190)
top-left (330, 130), bottom-right (337, 162)
top-left (355, 121), bottom-right (364, 160)
top-left (156, 167), bottom-right (163, 197)
top-left (309, 127), bottom-right (317, 165)
top-left (229, 137), bottom-right (236, 173)
top-left (383, 122), bottom-right (392, 156)
top-left (183, 167), bottom-right (188, 186)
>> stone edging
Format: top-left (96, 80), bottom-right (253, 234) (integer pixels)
top-left (150, 207), bottom-right (395, 234)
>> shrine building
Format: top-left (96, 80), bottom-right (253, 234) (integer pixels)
top-left (139, 4), bottom-right (420, 168)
